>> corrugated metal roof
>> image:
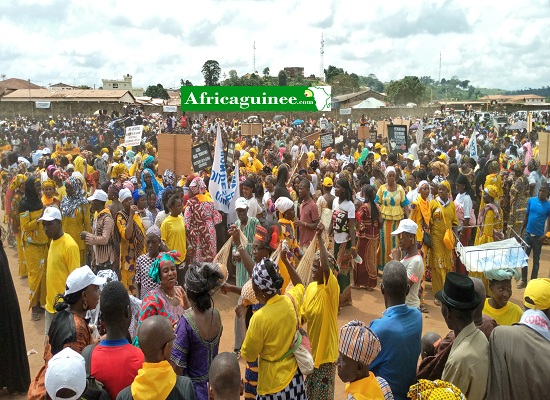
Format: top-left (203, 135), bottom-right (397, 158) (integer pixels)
top-left (0, 78), bottom-right (43, 90)
top-left (1, 89), bottom-right (135, 100)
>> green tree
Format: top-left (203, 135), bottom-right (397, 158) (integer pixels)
top-left (202, 60), bottom-right (221, 86)
top-left (385, 76), bottom-right (426, 105)
top-left (329, 73), bottom-right (359, 95)
top-left (180, 79), bottom-right (193, 86)
top-left (358, 74), bottom-right (384, 92)
top-left (78, 85), bottom-right (91, 89)
top-left (278, 70), bottom-right (287, 86)
top-left (324, 65), bottom-right (345, 82)
top-left (263, 67), bottom-right (270, 78)
top-left (144, 83), bottom-right (169, 99)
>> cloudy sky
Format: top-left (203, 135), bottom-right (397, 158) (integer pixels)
top-left (1, 0), bottom-right (548, 91)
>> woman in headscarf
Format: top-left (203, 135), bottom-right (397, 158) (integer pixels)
top-left (184, 177), bottom-right (222, 264)
top-left (19, 177), bottom-right (48, 320)
top-left (41, 179), bottom-right (59, 208)
top-left (9, 174), bottom-right (27, 276)
top-left (274, 196), bottom-right (300, 293)
top-left (133, 189), bottom-right (153, 231)
top-left (482, 268), bottom-right (523, 326)
top-left (142, 155), bottom-right (156, 173)
top-left (135, 226), bottom-right (163, 300)
top-left (375, 166), bottom-right (410, 270)
top-left (141, 167), bottom-right (163, 197)
top-left (355, 184), bottom-right (381, 290)
top-left (331, 178), bottom-right (358, 308)
top-left (135, 251), bottom-right (188, 331)
top-left (170, 262), bottom-right (225, 400)
top-left (116, 188), bottom-right (146, 295)
top-left (508, 160), bottom-right (530, 236)
top-left (60, 176), bottom-right (91, 266)
top-left (430, 161), bottom-right (448, 185)
top-left (239, 249), bottom-right (306, 399)
top-left (94, 152), bottom-right (109, 185)
top-left (156, 168), bottom-right (176, 209)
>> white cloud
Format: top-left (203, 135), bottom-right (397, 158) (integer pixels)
top-left (0, 0), bottom-right (549, 90)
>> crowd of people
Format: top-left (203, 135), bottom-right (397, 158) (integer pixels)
top-left (1, 109), bottom-right (550, 400)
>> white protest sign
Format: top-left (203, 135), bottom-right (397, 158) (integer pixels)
top-left (124, 125), bottom-right (143, 147)
top-left (35, 101), bottom-right (51, 109)
top-left (163, 105), bottom-right (177, 113)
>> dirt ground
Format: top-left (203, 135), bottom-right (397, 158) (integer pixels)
top-left (2, 230), bottom-right (549, 399)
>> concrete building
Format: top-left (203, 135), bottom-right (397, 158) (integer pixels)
top-left (0, 78), bottom-right (43, 96)
top-left (101, 74), bottom-right (144, 97)
top-left (50, 82), bottom-right (81, 90)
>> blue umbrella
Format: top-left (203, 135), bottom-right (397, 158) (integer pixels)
top-left (292, 119), bottom-right (304, 125)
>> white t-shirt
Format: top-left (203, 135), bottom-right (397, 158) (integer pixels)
top-left (455, 192), bottom-right (473, 222)
top-left (332, 198), bottom-right (355, 244)
top-left (402, 254), bottom-right (424, 309)
top-left (246, 197), bottom-right (262, 219)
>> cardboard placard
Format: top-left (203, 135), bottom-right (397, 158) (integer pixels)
top-left (320, 132), bottom-right (335, 150)
top-left (163, 105), bottom-right (177, 113)
top-left (377, 121), bottom-right (388, 139)
top-left (124, 125), bottom-right (143, 147)
top-left (157, 134), bottom-right (193, 176)
top-left (340, 108), bottom-right (352, 115)
top-left (226, 140), bottom-right (235, 166)
top-left (539, 131), bottom-right (550, 166)
top-left (358, 126), bottom-right (370, 140)
top-left (191, 142), bottom-right (213, 172)
top-left (241, 123), bottom-right (262, 136)
top-left (304, 131), bottom-right (320, 146)
top-left (387, 125), bottom-right (408, 154)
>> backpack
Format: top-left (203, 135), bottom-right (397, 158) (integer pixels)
top-left (81, 343), bottom-right (111, 400)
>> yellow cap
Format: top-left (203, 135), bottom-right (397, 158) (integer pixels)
top-left (524, 278), bottom-right (550, 310)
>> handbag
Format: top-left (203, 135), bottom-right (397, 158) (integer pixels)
top-left (439, 203), bottom-right (455, 250)
top-left (419, 212), bottom-right (432, 248)
top-left (278, 294), bottom-right (315, 376)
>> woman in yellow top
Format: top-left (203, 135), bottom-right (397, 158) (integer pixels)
top-left (19, 177), bottom-right (48, 320)
top-left (472, 185), bottom-right (504, 293)
top-left (240, 245), bottom-right (306, 399)
top-left (428, 181), bottom-right (458, 300)
top-left (41, 179), bottom-right (59, 208)
top-left (409, 180), bottom-right (431, 312)
top-left (273, 196), bottom-right (300, 294)
top-left (300, 225), bottom-right (339, 400)
top-left (482, 268), bottom-right (523, 326)
top-left (9, 174), bottom-right (27, 276)
top-left (375, 166), bottom-right (409, 270)
top-left (60, 176), bottom-right (91, 266)
top-left (116, 188), bottom-right (146, 296)
top-left (478, 159), bottom-right (503, 211)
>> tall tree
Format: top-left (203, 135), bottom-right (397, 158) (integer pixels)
top-left (278, 70), bottom-right (287, 86)
top-left (385, 76), bottom-right (426, 105)
top-left (263, 67), bottom-right (270, 78)
top-left (330, 73), bottom-right (360, 95)
top-left (324, 65), bottom-right (345, 82)
top-left (202, 60), bottom-right (221, 86)
top-left (144, 84), bottom-right (169, 100)
top-left (180, 79), bottom-right (193, 86)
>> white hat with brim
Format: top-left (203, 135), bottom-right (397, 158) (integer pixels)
top-left (391, 219), bottom-right (418, 235)
top-left (87, 190), bottom-right (108, 202)
top-left (45, 348), bottom-right (86, 400)
top-left (38, 207), bottom-right (62, 222)
top-left (64, 265), bottom-right (106, 296)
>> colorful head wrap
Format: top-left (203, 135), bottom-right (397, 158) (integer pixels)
top-left (384, 166), bottom-right (396, 177)
top-left (146, 225), bottom-right (161, 239)
top-left (10, 174), bottom-right (27, 191)
top-left (53, 169), bottom-right (69, 181)
top-left (141, 168), bottom-right (163, 195)
top-left (143, 155), bottom-right (155, 170)
top-left (132, 189), bottom-right (146, 204)
top-left (484, 268), bottom-right (521, 282)
top-left (46, 164), bottom-right (57, 177)
top-left (148, 251), bottom-right (181, 284)
top-left (274, 196), bottom-right (294, 214)
top-left (524, 278), bottom-right (550, 310)
top-left (484, 184), bottom-right (498, 199)
top-left (252, 258), bottom-right (283, 295)
top-left (112, 163), bottom-right (129, 179)
top-left (440, 180), bottom-right (451, 193)
top-left (122, 180), bottom-right (135, 193)
top-left (100, 148), bottom-right (109, 155)
top-left (60, 176), bottom-right (88, 217)
top-left (315, 250), bottom-right (340, 272)
top-left (407, 380), bottom-right (465, 400)
top-left (513, 159), bottom-right (525, 173)
top-left (163, 169), bottom-right (176, 186)
top-left (418, 180), bottom-right (429, 190)
top-left (113, 150), bottom-right (123, 161)
top-left (189, 177), bottom-right (206, 196)
top-left (42, 179), bottom-right (56, 189)
top-left (338, 320), bottom-right (381, 366)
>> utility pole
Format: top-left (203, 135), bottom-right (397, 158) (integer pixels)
top-left (320, 33), bottom-right (325, 81)
top-left (28, 78), bottom-right (34, 118)
top-left (438, 52), bottom-right (442, 84)
top-left (253, 41), bottom-right (256, 73)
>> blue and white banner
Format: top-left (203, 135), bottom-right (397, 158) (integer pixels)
top-left (208, 125), bottom-right (239, 217)
top-left (470, 130), bottom-right (479, 161)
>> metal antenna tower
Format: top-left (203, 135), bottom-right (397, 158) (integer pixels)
top-left (320, 33), bottom-right (324, 81)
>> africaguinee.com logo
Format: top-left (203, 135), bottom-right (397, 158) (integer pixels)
top-left (180, 86), bottom-right (331, 112)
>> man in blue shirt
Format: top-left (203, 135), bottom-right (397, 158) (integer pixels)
top-left (369, 261), bottom-right (422, 400)
top-left (519, 184), bottom-right (550, 287)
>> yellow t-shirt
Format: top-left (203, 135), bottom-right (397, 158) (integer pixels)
top-left (45, 233), bottom-right (81, 313)
top-left (56, 185), bottom-right (67, 201)
top-left (160, 215), bottom-right (187, 260)
top-left (301, 272), bottom-right (339, 367)
top-left (483, 298), bottom-right (523, 326)
top-left (241, 284), bottom-right (305, 395)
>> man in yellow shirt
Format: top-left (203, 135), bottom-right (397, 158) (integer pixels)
top-left (337, 320), bottom-right (394, 400)
top-left (39, 207), bottom-right (80, 337)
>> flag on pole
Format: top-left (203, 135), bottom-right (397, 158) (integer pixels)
top-left (208, 125), bottom-right (238, 215)
top-left (470, 130), bottom-right (479, 161)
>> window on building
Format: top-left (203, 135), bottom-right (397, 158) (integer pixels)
top-left (113, 83), bottom-right (118, 88)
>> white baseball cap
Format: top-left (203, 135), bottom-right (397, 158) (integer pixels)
top-left (38, 207), bottom-right (62, 222)
top-left (45, 348), bottom-right (86, 400)
top-left (235, 197), bottom-right (248, 210)
top-left (391, 219), bottom-right (418, 235)
top-left (87, 189), bottom-right (108, 202)
top-left (65, 265), bottom-right (106, 296)
top-left (118, 188), bottom-right (132, 202)
top-left (42, 147), bottom-right (51, 154)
